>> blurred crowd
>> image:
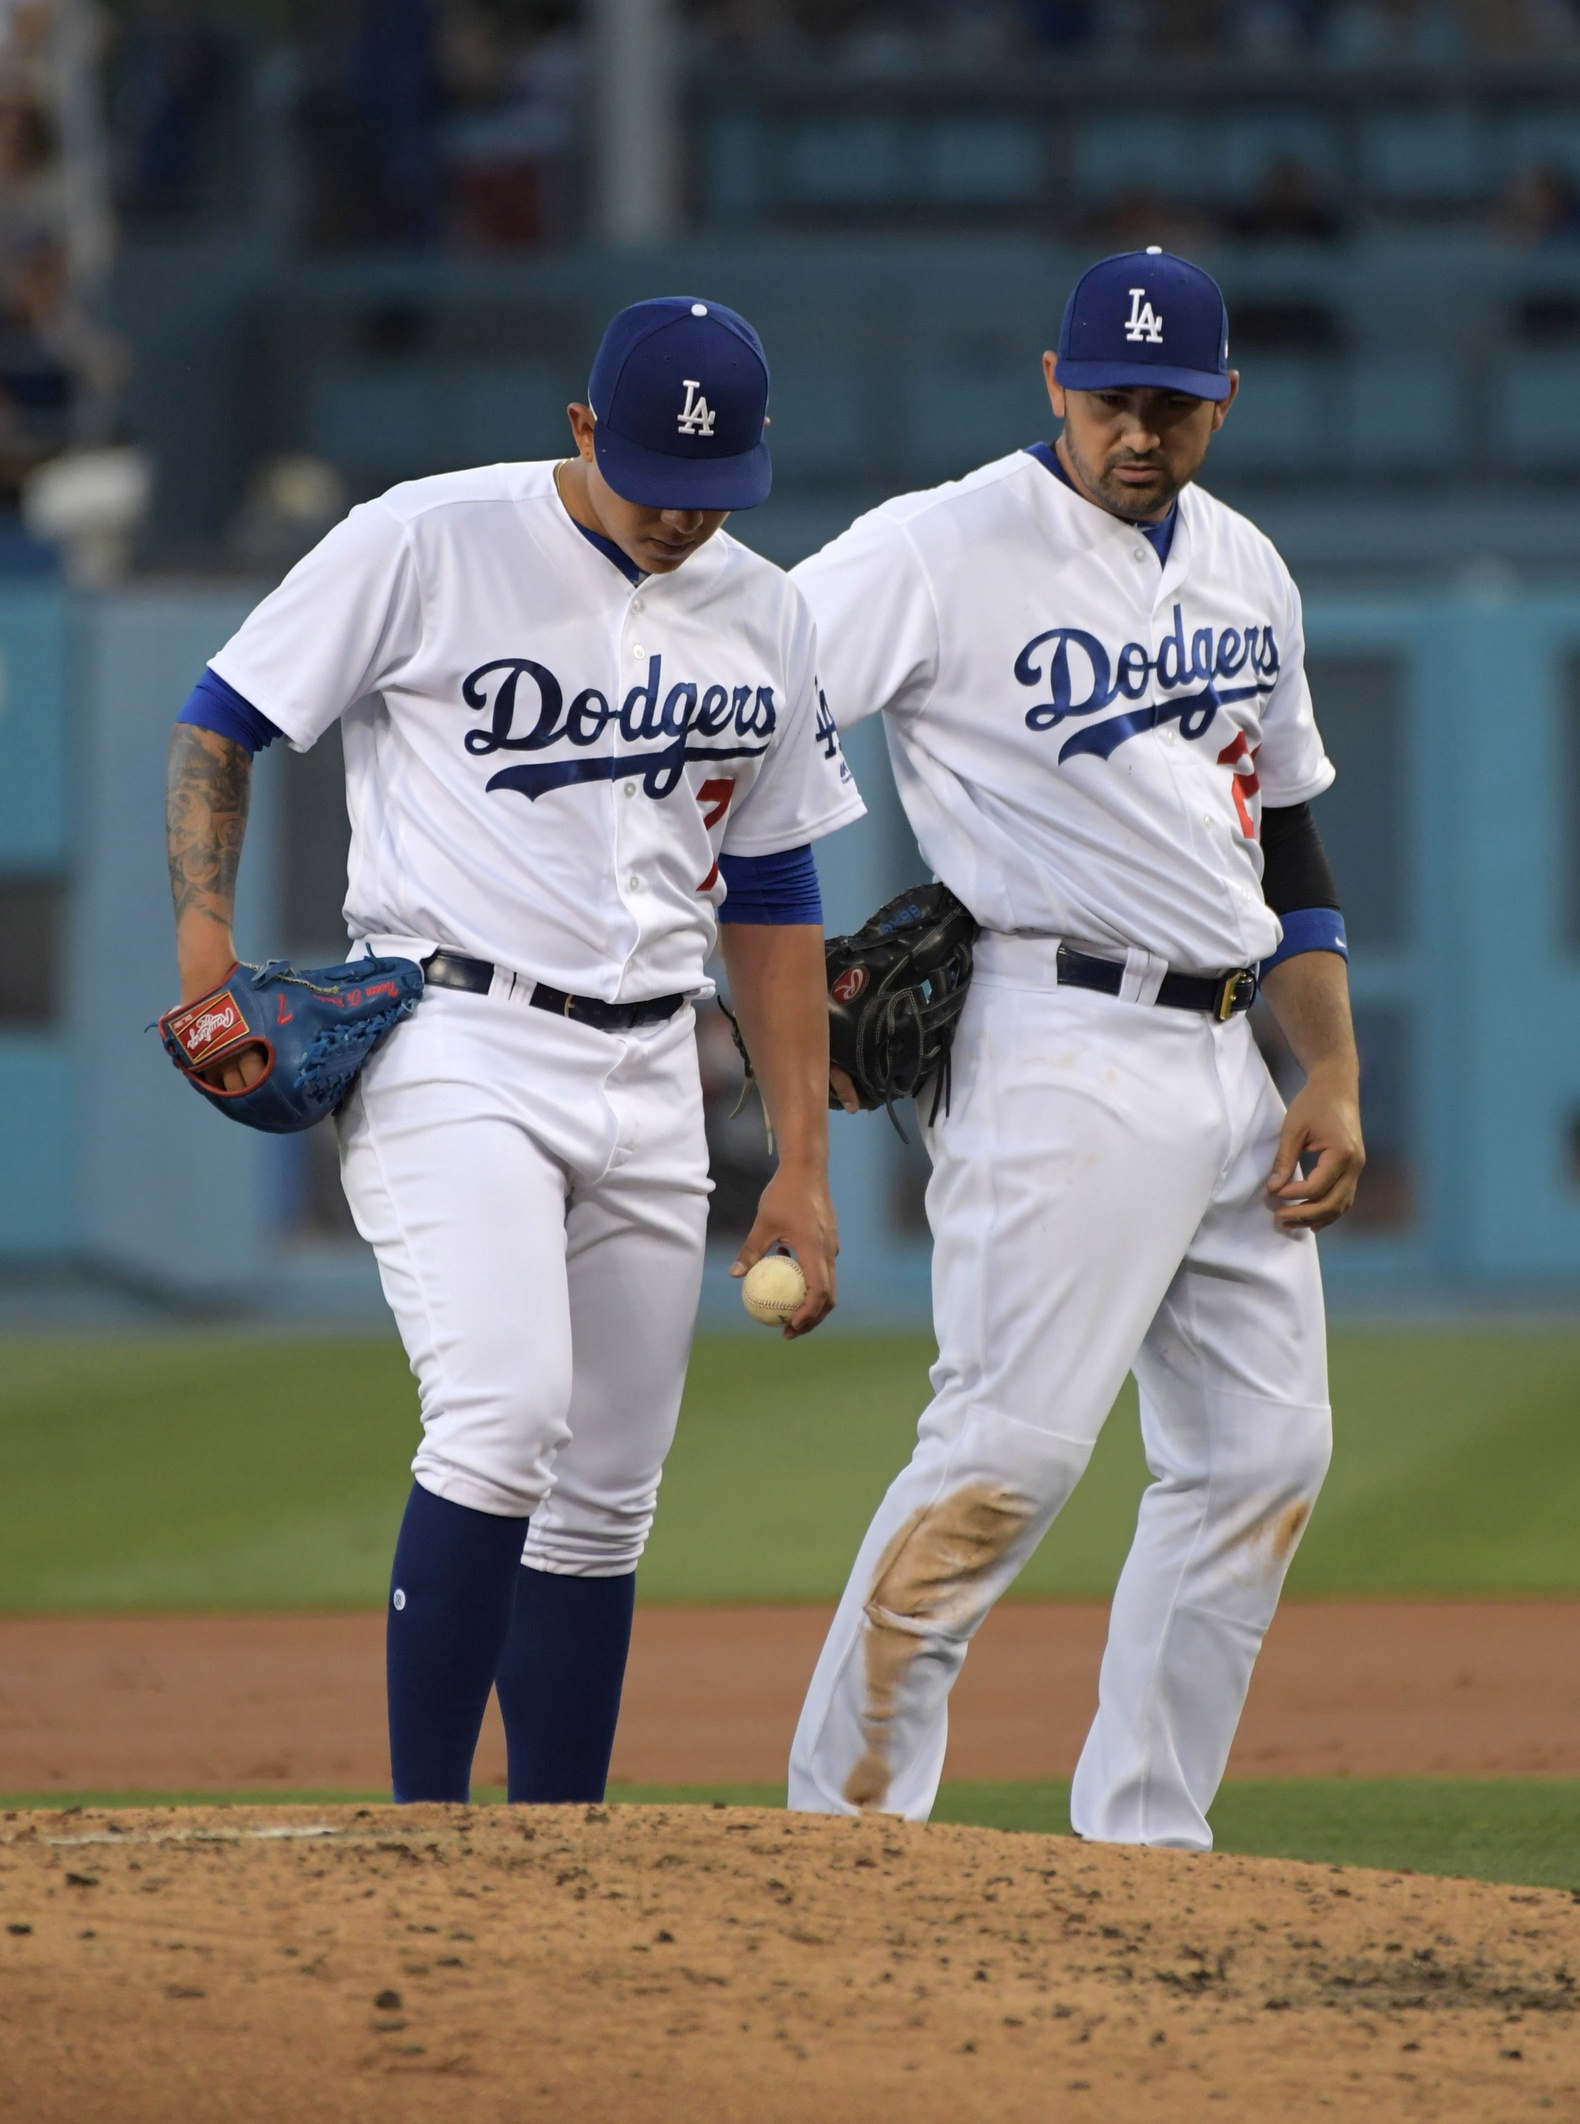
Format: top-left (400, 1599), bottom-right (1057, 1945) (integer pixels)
top-left (696, 0), bottom-right (1580, 70)
top-left (106, 0), bottom-right (584, 250)
top-left (0, 1), bottom-right (121, 506)
top-left (86, 0), bottom-right (1580, 257)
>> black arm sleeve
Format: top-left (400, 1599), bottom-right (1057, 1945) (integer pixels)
top-left (1260, 802), bottom-right (1340, 915)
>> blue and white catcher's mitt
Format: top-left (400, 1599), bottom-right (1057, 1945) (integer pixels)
top-left (158, 957), bottom-right (424, 1133)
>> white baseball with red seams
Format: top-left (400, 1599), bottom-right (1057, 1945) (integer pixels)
top-left (786, 448), bottom-right (1335, 1848)
top-left (205, 459), bottom-right (864, 1559)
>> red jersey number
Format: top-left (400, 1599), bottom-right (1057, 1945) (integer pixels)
top-left (696, 777), bottom-right (736, 892)
top-left (1216, 732), bottom-right (1261, 840)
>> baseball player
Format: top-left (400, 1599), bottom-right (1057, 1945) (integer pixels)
top-left (163, 297), bottom-right (864, 1805)
top-left (789, 249), bottom-right (1363, 1848)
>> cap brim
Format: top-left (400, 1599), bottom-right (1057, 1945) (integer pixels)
top-left (1056, 359), bottom-right (1231, 403)
top-left (594, 428), bottom-right (772, 510)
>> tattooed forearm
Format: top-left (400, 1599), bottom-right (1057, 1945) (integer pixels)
top-left (166, 723), bottom-right (252, 933)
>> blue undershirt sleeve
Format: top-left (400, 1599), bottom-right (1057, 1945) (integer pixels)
top-left (176, 666), bottom-right (284, 755)
top-left (1259, 906), bottom-right (1348, 976)
top-left (716, 844), bottom-right (823, 925)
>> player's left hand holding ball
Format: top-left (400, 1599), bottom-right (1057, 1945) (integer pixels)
top-left (718, 922), bottom-right (840, 1338)
top-left (731, 1161), bottom-right (838, 1339)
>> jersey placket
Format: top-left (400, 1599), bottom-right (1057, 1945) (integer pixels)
top-left (1146, 511), bottom-right (1259, 963)
top-left (612, 577), bottom-right (658, 997)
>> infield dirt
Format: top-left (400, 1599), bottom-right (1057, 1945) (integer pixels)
top-left (6, 1599), bottom-right (1580, 1794)
top-left (2, 1802), bottom-right (1578, 2123)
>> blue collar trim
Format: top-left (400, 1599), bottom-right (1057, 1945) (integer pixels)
top-left (1025, 440), bottom-right (1177, 566)
top-left (573, 517), bottom-right (647, 587)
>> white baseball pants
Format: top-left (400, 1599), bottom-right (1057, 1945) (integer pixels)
top-left (789, 933), bottom-right (1332, 1849)
top-left (336, 979), bottom-right (710, 1575)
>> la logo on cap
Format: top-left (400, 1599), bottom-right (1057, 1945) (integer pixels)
top-left (1124, 288), bottom-right (1164, 344)
top-left (677, 379), bottom-right (716, 436)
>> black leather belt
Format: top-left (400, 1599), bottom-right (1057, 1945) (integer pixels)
top-left (1056, 945), bottom-right (1257, 1021)
top-left (422, 951), bottom-right (685, 1032)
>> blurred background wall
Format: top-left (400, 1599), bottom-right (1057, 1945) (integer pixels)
top-left (3, 0), bottom-right (1580, 1321)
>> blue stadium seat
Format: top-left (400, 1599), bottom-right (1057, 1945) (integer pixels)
top-left (759, 349), bottom-right (868, 478)
top-left (782, 117), bottom-right (908, 207)
top-left (1361, 109), bottom-right (1488, 203)
top-left (1207, 353), bottom-right (1333, 473)
top-left (1348, 354), bottom-right (1462, 471)
top-left (306, 359), bottom-right (575, 482)
top-left (1070, 112), bottom-right (1208, 202)
top-left (917, 118), bottom-right (1045, 206)
top-left (703, 114), bottom-right (767, 218)
top-left (1493, 354), bottom-right (1580, 468)
top-left (904, 340), bottom-right (1054, 480)
top-left (1211, 109), bottom-right (1343, 202)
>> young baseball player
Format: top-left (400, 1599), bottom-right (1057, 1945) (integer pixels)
top-left (164, 297), bottom-right (864, 1805)
top-left (789, 249), bottom-right (1364, 1847)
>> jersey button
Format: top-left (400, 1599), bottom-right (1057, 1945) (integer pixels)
top-left (1132, 548), bottom-right (1147, 564)
top-left (629, 874), bottom-right (641, 892)
top-left (631, 644), bottom-right (645, 659)
top-left (631, 595), bottom-right (645, 612)
top-left (623, 781), bottom-right (637, 797)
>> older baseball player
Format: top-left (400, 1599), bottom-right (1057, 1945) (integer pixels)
top-left (164, 297), bottom-right (864, 1805)
top-left (790, 249), bottom-right (1363, 1847)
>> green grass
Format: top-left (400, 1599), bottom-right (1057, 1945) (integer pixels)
top-left (937, 1779), bottom-right (1580, 1891)
top-left (5, 1778), bottom-right (1578, 1892)
top-left (5, 1330), bottom-right (1580, 1608)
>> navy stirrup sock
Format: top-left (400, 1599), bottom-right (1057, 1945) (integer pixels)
top-left (494, 1566), bottom-right (637, 1803)
top-left (386, 1483), bottom-right (531, 1803)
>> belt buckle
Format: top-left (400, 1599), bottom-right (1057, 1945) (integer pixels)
top-left (1217, 969), bottom-right (1250, 1021)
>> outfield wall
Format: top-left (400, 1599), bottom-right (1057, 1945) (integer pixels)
top-left (0, 577), bottom-right (1577, 1321)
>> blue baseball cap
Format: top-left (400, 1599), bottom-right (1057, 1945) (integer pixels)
top-left (587, 297), bottom-right (771, 511)
top-left (1056, 249), bottom-right (1231, 402)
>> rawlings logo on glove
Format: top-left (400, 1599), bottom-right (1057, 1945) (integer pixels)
top-left (159, 957), bottom-right (425, 1134)
top-left (726, 882), bottom-right (978, 1145)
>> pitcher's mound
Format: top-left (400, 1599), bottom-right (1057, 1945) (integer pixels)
top-left (2, 1803), bottom-right (1575, 2122)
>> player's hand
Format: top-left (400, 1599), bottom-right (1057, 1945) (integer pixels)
top-left (830, 1065), bottom-right (860, 1114)
top-left (1266, 1061), bottom-right (1365, 1232)
top-left (198, 1044), bottom-right (270, 1095)
top-left (730, 1161), bottom-right (838, 1337)
top-left (175, 937), bottom-right (271, 1092)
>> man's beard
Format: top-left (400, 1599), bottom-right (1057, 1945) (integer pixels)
top-left (1069, 436), bottom-right (1182, 522)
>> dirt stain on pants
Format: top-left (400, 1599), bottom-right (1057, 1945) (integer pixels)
top-left (1258, 1499), bottom-right (1312, 1570)
top-left (843, 1482), bottom-right (1033, 1811)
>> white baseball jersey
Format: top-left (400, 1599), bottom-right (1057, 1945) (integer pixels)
top-left (792, 448), bottom-right (1333, 973)
top-left (211, 460), bottom-right (864, 1000)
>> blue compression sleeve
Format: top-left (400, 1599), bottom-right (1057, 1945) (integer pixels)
top-left (176, 667), bottom-right (283, 754)
top-left (494, 1566), bottom-right (637, 1803)
top-left (1260, 906), bottom-right (1349, 977)
top-left (716, 844), bottom-right (823, 925)
top-left (386, 1483), bottom-right (532, 1803)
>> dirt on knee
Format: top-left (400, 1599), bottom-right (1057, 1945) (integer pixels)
top-left (844, 1482), bottom-right (1033, 1812)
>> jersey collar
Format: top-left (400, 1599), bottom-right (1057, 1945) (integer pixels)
top-left (1024, 440), bottom-right (1178, 567)
top-left (570, 516), bottom-right (647, 588)
top-left (549, 460), bottom-right (649, 588)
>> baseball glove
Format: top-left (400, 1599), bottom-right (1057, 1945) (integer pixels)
top-left (824, 882), bottom-right (978, 1137)
top-left (725, 882), bottom-right (978, 1143)
top-left (158, 956), bottom-right (424, 1134)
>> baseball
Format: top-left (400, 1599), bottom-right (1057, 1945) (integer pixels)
top-left (742, 1252), bottom-right (806, 1326)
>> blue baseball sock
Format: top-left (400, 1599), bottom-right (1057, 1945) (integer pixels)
top-left (494, 1565), bottom-right (637, 1803)
top-left (386, 1483), bottom-right (531, 1804)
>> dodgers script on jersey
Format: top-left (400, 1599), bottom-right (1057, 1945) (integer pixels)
top-left (210, 460), bottom-right (863, 999)
top-left (792, 448), bottom-right (1333, 973)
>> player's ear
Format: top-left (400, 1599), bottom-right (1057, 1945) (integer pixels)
top-left (1043, 351), bottom-right (1066, 420)
top-left (1210, 372), bottom-right (1240, 429)
top-left (566, 402), bottom-right (597, 460)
